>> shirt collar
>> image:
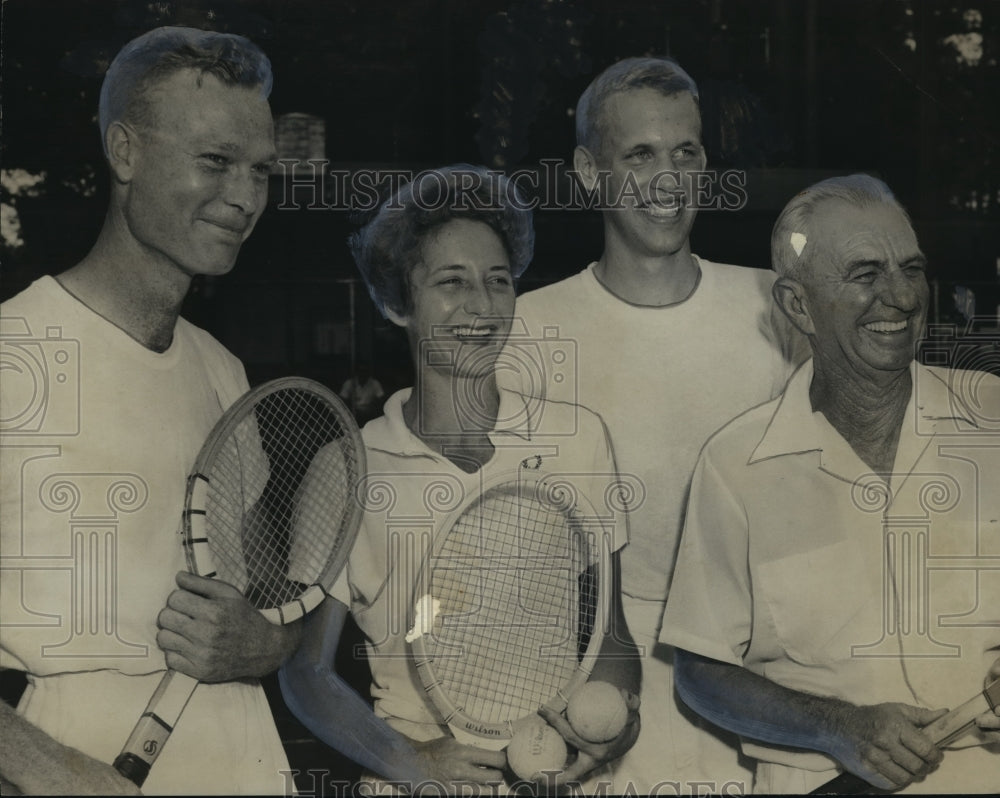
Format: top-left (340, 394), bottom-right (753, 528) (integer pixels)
top-left (363, 388), bottom-right (424, 456)
top-left (748, 360), bottom-right (826, 464)
top-left (363, 386), bottom-right (535, 458)
top-left (490, 389), bottom-right (535, 441)
top-left (749, 360), bottom-right (982, 467)
top-left (911, 363), bottom-right (983, 434)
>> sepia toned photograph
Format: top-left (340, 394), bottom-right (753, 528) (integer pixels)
top-left (2, 1), bottom-right (998, 794)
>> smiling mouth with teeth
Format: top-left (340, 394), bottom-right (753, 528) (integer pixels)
top-left (864, 320), bottom-right (909, 333)
top-left (452, 326), bottom-right (496, 339)
top-left (641, 196), bottom-right (684, 218)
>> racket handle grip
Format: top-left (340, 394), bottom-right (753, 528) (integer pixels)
top-left (812, 678), bottom-right (1000, 794)
top-left (112, 753), bottom-right (152, 787)
top-left (113, 670), bottom-right (199, 786)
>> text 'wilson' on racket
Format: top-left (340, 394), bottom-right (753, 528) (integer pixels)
top-left (113, 376), bottom-right (366, 787)
top-left (405, 473), bottom-right (613, 748)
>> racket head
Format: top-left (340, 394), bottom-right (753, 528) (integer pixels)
top-left (408, 473), bottom-right (612, 744)
top-left (183, 376), bottom-right (366, 624)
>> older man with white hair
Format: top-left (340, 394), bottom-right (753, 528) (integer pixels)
top-left (661, 174), bottom-right (1000, 793)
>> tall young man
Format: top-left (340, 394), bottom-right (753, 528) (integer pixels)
top-left (507, 57), bottom-right (805, 793)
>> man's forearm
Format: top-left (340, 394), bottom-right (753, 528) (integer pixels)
top-left (673, 647), bottom-right (948, 792)
top-left (251, 616), bottom-right (303, 677)
top-left (673, 648), bottom-right (850, 754)
top-left (0, 699), bottom-right (54, 791)
top-left (0, 698), bottom-right (138, 795)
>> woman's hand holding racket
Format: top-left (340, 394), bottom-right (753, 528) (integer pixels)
top-left (405, 473), bottom-right (642, 791)
top-left (409, 737), bottom-right (507, 788)
top-left (113, 377), bottom-right (366, 787)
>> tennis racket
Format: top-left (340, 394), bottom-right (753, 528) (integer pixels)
top-left (811, 677), bottom-right (1000, 794)
top-left (406, 473), bottom-right (612, 749)
top-left (113, 377), bottom-right (366, 786)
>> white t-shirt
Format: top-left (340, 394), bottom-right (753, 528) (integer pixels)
top-left (0, 276), bottom-right (290, 794)
top-left (506, 257), bottom-right (804, 601)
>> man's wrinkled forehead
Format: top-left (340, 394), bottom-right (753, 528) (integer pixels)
top-left (808, 198), bottom-right (920, 267)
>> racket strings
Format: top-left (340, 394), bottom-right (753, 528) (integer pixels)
top-left (200, 388), bottom-right (364, 610)
top-left (424, 487), bottom-right (601, 725)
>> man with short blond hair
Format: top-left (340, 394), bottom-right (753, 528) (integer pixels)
top-left (0, 26), bottom-right (295, 794)
top-left (507, 56), bottom-right (805, 793)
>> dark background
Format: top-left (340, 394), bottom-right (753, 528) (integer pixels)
top-left (3, 0), bottom-right (1000, 790)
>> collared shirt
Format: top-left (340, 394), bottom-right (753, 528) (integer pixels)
top-left (330, 387), bottom-right (629, 739)
top-left (661, 360), bottom-right (1000, 778)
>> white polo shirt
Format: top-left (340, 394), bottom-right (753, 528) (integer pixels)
top-left (330, 387), bottom-right (629, 740)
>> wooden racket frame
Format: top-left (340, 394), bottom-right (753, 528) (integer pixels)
top-left (408, 472), bottom-right (613, 746)
top-left (114, 377), bottom-right (365, 786)
top-left (182, 376), bottom-right (366, 624)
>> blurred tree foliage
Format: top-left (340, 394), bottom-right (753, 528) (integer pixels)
top-left (3, 0), bottom-right (998, 285)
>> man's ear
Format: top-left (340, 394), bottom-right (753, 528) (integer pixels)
top-left (773, 276), bottom-right (815, 337)
top-left (573, 145), bottom-right (600, 193)
top-left (106, 121), bottom-right (139, 183)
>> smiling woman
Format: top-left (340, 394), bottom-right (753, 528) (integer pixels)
top-left (393, 217), bottom-right (516, 382)
top-left (277, 165), bottom-right (641, 792)
top-left (347, 165), bottom-right (535, 462)
top-left (349, 165), bottom-right (533, 319)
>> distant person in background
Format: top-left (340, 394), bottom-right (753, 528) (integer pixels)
top-left (0, 26), bottom-right (295, 794)
top-left (339, 362), bottom-right (385, 425)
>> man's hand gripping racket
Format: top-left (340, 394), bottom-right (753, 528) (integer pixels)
top-left (113, 377), bottom-right (366, 787)
top-left (812, 677), bottom-right (1000, 794)
top-left (406, 474), bottom-right (614, 780)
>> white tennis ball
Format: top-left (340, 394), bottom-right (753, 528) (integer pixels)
top-left (506, 717), bottom-right (567, 781)
top-left (566, 680), bottom-right (628, 742)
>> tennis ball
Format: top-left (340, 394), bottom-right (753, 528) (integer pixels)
top-left (566, 680), bottom-right (628, 742)
top-left (506, 717), bottom-right (567, 781)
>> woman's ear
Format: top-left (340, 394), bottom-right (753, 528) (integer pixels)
top-left (384, 305), bottom-right (408, 329)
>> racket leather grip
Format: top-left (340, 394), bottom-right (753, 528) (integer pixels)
top-left (113, 670), bottom-right (199, 786)
top-left (922, 676), bottom-right (1000, 745)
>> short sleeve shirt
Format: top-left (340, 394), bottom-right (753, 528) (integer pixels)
top-left (331, 387), bottom-right (629, 739)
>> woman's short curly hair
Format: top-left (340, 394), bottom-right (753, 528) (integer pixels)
top-left (349, 164), bottom-right (535, 318)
